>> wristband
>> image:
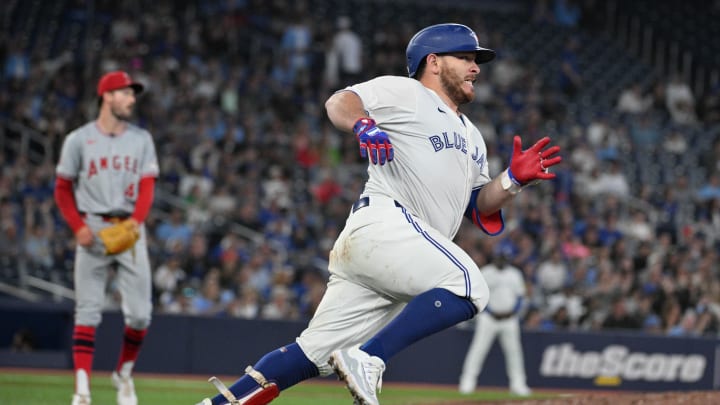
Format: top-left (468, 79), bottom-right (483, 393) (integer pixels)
top-left (501, 169), bottom-right (523, 195)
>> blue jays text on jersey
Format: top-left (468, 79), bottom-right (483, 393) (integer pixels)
top-left (428, 131), bottom-right (486, 169)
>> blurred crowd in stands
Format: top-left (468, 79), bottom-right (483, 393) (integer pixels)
top-left (2, 0), bottom-right (720, 338)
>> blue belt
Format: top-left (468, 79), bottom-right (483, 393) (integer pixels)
top-left (351, 197), bottom-right (402, 213)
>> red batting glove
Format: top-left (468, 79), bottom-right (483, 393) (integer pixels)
top-left (508, 135), bottom-right (562, 185)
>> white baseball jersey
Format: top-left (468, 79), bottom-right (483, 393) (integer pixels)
top-left (297, 75), bottom-right (492, 375)
top-left (56, 121), bottom-right (159, 213)
top-left (350, 75), bottom-right (491, 239)
top-left (481, 263), bottom-right (527, 314)
top-left (459, 263), bottom-right (530, 394)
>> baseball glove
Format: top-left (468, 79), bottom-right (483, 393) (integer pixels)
top-left (97, 219), bottom-right (139, 255)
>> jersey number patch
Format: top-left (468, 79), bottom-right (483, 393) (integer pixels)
top-left (124, 184), bottom-right (135, 198)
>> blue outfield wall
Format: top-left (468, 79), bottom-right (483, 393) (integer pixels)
top-left (1, 300), bottom-right (718, 391)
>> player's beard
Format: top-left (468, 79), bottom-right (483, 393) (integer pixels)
top-left (439, 67), bottom-right (474, 106)
top-left (110, 103), bottom-right (133, 120)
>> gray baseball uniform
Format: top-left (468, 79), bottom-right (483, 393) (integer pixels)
top-left (56, 121), bottom-right (159, 328)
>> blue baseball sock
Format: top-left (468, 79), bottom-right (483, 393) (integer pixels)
top-left (360, 288), bottom-right (477, 362)
top-left (212, 343), bottom-right (318, 405)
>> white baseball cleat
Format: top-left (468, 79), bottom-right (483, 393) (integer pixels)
top-left (330, 346), bottom-right (385, 405)
top-left (71, 393), bottom-right (91, 405)
top-left (458, 374), bottom-right (477, 395)
top-left (510, 385), bottom-right (532, 396)
top-left (195, 399), bottom-right (212, 405)
top-left (112, 371), bottom-right (138, 405)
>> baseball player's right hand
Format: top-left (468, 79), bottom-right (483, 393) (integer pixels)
top-left (353, 118), bottom-right (394, 165)
top-left (508, 135), bottom-right (561, 185)
top-left (75, 225), bottom-right (94, 247)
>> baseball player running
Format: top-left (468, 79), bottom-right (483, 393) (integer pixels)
top-left (195, 23), bottom-right (560, 405)
top-left (458, 246), bottom-right (531, 396)
top-left (54, 70), bottom-right (159, 405)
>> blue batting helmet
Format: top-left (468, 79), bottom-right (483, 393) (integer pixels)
top-left (406, 23), bottom-right (495, 78)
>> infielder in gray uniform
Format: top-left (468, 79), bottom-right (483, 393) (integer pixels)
top-left (196, 23), bottom-right (561, 405)
top-left (459, 247), bottom-right (531, 396)
top-left (54, 70), bottom-right (159, 405)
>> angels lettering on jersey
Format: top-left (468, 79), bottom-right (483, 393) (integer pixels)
top-left (428, 131), bottom-right (486, 170)
top-left (87, 155), bottom-right (139, 179)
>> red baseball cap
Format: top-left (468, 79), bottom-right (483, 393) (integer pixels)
top-left (96, 71), bottom-right (144, 96)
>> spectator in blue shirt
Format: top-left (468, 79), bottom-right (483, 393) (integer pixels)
top-left (155, 207), bottom-right (194, 251)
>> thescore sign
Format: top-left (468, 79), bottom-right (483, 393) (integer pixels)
top-left (522, 332), bottom-right (718, 390)
top-left (540, 343), bottom-right (706, 383)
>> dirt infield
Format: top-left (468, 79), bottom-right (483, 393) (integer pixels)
top-left (439, 391), bottom-right (720, 404)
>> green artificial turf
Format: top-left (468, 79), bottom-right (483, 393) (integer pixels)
top-left (0, 369), bottom-right (554, 404)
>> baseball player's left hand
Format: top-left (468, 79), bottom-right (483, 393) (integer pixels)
top-left (353, 118), bottom-right (394, 165)
top-left (98, 219), bottom-right (140, 255)
top-left (508, 135), bottom-right (561, 185)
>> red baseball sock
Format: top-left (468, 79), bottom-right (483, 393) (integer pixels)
top-left (72, 325), bottom-right (96, 387)
top-left (116, 327), bottom-right (148, 374)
